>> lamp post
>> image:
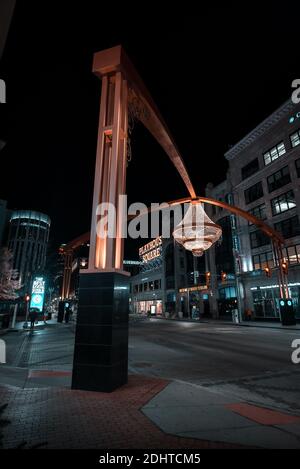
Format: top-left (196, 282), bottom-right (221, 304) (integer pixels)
top-left (23, 294), bottom-right (30, 328)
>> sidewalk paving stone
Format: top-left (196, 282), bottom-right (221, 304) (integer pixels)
top-left (0, 375), bottom-right (246, 449)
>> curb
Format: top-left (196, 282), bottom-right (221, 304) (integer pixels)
top-left (142, 316), bottom-right (300, 331)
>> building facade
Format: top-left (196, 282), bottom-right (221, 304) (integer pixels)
top-left (130, 236), bottom-right (208, 317)
top-left (207, 99), bottom-right (300, 320)
top-left (7, 210), bottom-right (51, 292)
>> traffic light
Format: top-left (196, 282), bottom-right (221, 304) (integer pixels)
top-left (221, 271), bottom-right (227, 283)
top-left (279, 298), bottom-right (296, 325)
top-left (282, 261), bottom-right (288, 275)
top-left (25, 294), bottom-right (30, 302)
top-left (264, 266), bottom-right (271, 278)
top-left (205, 272), bottom-right (211, 287)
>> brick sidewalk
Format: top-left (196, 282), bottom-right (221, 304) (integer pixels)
top-left (0, 375), bottom-right (246, 449)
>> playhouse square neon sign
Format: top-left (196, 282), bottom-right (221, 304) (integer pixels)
top-left (139, 236), bottom-right (162, 263)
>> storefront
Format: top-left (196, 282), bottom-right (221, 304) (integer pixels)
top-left (178, 286), bottom-right (211, 318)
top-left (134, 299), bottom-right (163, 316)
top-left (251, 283), bottom-right (300, 319)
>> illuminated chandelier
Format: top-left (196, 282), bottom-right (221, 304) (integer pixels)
top-left (173, 201), bottom-right (222, 256)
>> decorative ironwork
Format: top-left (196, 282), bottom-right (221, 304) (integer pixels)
top-left (127, 91), bottom-right (151, 166)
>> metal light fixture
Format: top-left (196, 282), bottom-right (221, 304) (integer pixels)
top-left (173, 201), bottom-right (222, 257)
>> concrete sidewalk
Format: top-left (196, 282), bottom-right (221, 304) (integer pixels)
top-left (143, 380), bottom-right (300, 449)
top-left (0, 374), bottom-right (245, 449)
top-left (1, 366), bottom-right (300, 448)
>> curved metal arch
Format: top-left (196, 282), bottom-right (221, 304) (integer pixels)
top-left (61, 195), bottom-right (284, 299)
top-left (63, 195), bottom-right (283, 251)
top-left (93, 46), bottom-right (196, 199)
top-left (129, 195), bottom-right (284, 244)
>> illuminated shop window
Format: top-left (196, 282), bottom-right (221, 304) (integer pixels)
top-left (263, 141), bottom-right (286, 165)
top-left (219, 286), bottom-right (236, 299)
top-left (284, 244), bottom-right (300, 264)
top-left (252, 251), bottom-right (274, 270)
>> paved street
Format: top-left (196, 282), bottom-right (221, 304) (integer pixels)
top-left (0, 318), bottom-right (300, 448)
top-left (129, 319), bottom-right (300, 413)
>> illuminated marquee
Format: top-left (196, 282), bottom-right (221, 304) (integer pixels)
top-left (30, 276), bottom-right (46, 312)
top-left (139, 236), bottom-right (162, 263)
top-left (179, 285), bottom-right (208, 293)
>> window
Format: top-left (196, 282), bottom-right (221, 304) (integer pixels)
top-left (271, 190), bottom-right (296, 216)
top-left (252, 251), bottom-right (274, 270)
top-left (225, 193), bottom-right (234, 205)
top-left (219, 287), bottom-right (236, 299)
top-left (284, 244), bottom-right (300, 265)
top-left (290, 129), bottom-right (300, 148)
top-left (250, 230), bottom-right (271, 249)
top-left (248, 204), bottom-right (267, 224)
top-left (244, 182), bottom-right (263, 204)
top-left (274, 216), bottom-right (300, 239)
top-left (263, 141), bottom-right (286, 165)
top-left (154, 279), bottom-right (161, 290)
top-left (267, 166), bottom-right (291, 192)
top-left (241, 158), bottom-right (259, 180)
top-left (295, 158), bottom-right (300, 178)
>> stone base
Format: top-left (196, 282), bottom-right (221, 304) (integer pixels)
top-left (71, 272), bottom-right (129, 392)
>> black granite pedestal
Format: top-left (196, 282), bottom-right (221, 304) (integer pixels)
top-left (71, 272), bottom-right (129, 392)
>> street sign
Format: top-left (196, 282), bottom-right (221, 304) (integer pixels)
top-left (30, 277), bottom-right (46, 313)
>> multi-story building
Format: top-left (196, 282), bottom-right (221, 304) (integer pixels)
top-left (7, 210), bottom-right (51, 292)
top-left (207, 99), bottom-right (300, 320)
top-left (205, 181), bottom-right (239, 318)
top-left (130, 235), bottom-right (208, 317)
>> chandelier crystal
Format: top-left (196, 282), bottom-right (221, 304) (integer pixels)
top-left (173, 201), bottom-right (222, 257)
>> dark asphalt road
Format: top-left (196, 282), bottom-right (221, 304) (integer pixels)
top-left (129, 319), bottom-right (300, 383)
top-left (128, 319), bottom-right (300, 413)
top-left (1, 319), bottom-right (299, 412)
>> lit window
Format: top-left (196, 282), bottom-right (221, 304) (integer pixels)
top-left (271, 190), bottom-right (296, 216)
top-left (263, 141), bottom-right (286, 166)
top-left (252, 251), bottom-right (274, 270)
top-left (283, 244), bottom-right (300, 265)
top-left (290, 129), bottom-right (300, 148)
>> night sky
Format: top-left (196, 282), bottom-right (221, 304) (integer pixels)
top-left (0, 4), bottom-right (299, 258)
